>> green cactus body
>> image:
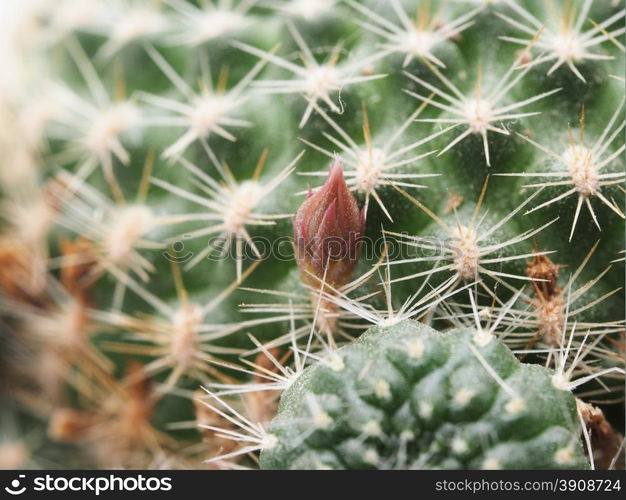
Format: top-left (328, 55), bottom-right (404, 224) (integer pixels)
top-left (0, 0), bottom-right (623, 469)
top-left (260, 320), bottom-right (588, 470)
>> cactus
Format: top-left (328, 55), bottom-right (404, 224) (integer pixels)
top-left (0, 0), bottom-right (623, 470)
top-left (260, 320), bottom-right (588, 470)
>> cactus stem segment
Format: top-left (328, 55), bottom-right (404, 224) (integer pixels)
top-left (468, 341), bottom-right (520, 402)
top-left (259, 320), bottom-right (590, 469)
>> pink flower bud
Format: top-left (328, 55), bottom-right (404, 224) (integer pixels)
top-left (293, 161), bottom-right (365, 288)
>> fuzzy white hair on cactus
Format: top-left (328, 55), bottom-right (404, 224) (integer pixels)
top-left (304, 393), bottom-right (334, 429)
top-left (52, 182), bottom-right (154, 265)
top-left (0, 440), bottom-right (30, 470)
top-left (346, 0), bottom-right (483, 68)
top-left (499, 100), bottom-right (625, 241)
top-left (499, 0), bottom-right (626, 82)
top-left (404, 50), bottom-right (561, 166)
top-left (234, 23), bottom-right (387, 128)
top-left (0, 411), bottom-right (47, 470)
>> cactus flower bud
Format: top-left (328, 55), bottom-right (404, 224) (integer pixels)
top-left (293, 161), bottom-right (365, 289)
